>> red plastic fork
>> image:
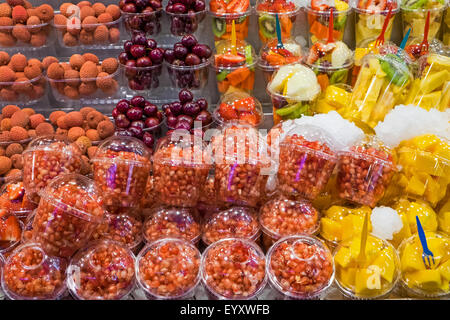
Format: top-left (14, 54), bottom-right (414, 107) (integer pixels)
top-left (374, 6), bottom-right (393, 47)
top-left (420, 11), bottom-right (431, 53)
top-left (326, 7), bottom-right (334, 44)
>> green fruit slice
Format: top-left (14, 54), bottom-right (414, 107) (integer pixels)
top-left (258, 14), bottom-right (276, 39)
top-left (276, 102), bottom-right (304, 117)
top-left (212, 18), bottom-right (226, 37)
top-left (216, 70), bottom-right (230, 82)
top-left (329, 69), bottom-right (349, 84)
top-left (245, 45), bottom-right (254, 71)
top-left (334, 15), bottom-right (347, 31)
top-left (379, 54), bottom-right (410, 87)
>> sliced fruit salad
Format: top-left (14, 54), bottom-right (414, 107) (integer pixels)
top-left (401, 0), bottom-right (446, 41)
top-left (306, 41), bottom-right (353, 90)
top-left (256, 0), bottom-right (299, 43)
top-left (215, 92), bottom-right (263, 126)
top-left (210, 0), bottom-right (251, 41)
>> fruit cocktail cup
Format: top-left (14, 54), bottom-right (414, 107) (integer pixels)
top-left (209, 0), bottom-right (251, 41)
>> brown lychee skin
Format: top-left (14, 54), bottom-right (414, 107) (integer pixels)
top-left (47, 62), bottom-right (64, 80)
top-left (1, 118), bottom-right (12, 131)
top-left (67, 126), bottom-right (85, 142)
top-left (80, 106), bottom-right (95, 119)
top-left (42, 56), bottom-right (58, 70)
top-left (5, 142), bottom-right (23, 157)
top-left (10, 110), bottom-right (29, 127)
top-left (2, 105), bottom-right (20, 118)
top-left (35, 122), bottom-right (54, 136)
top-left (49, 111), bottom-right (66, 125)
top-left (29, 113), bottom-right (45, 128)
top-left (12, 5), bottom-right (28, 24)
top-left (0, 51), bottom-right (10, 66)
top-left (21, 107), bottom-right (35, 116)
top-left (0, 66), bottom-right (15, 82)
top-left (80, 61), bottom-right (99, 80)
top-left (101, 58), bottom-right (118, 74)
top-left (69, 54), bottom-right (85, 71)
top-left (12, 24), bottom-right (31, 42)
top-left (9, 126), bottom-right (28, 141)
top-left (56, 115), bottom-right (68, 129)
top-left (86, 129), bottom-right (100, 141)
top-left (86, 110), bottom-right (103, 129)
top-left (106, 5), bottom-right (121, 21)
top-left (11, 153), bottom-right (23, 169)
top-left (65, 111), bottom-right (84, 128)
top-left (0, 156), bottom-right (12, 175)
top-left (82, 53), bottom-right (99, 64)
top-left (97, 119), bottom-right (114, 139)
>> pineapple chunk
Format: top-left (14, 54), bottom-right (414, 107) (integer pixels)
top-left (418, 70), bottom-right (449, 94)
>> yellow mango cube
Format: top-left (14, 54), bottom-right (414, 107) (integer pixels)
top-left (335, 247), bottom-right (352, 268)
top-left (372, 246), bottom-right (396, 283)
top-left (338, 267), bottom-right (357, 288)
top-left (321, 217), bottom-right (342, 242)
top-left (407, 270), bottom-right (442, 290)
top-left (355, 267), bottom-right (381, 295)
top-left (438, 260), bottom-right (450, 281)
top-left (401, 242), bottom-right (426, 272)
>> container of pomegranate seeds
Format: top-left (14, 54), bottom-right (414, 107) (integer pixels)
top-left (202, 207), bottom-right (260, 246)
top-left (31, 174), bottom-right (105, 258)
top-left (153, 135), bottom-right (211, 208)
top-left (201, 238), bottom-right (267, 300)
top-left (267, 235), bottom-right (334, 299)
top-left (1, 242), bottom-right (67, 300)
top-left (22, 135), bottom-right (83, 201)
top-left (140, 175), bottom-right (156, 210)
top-left (67, 240), bottom-right (136, 300)
top-left (92, 136), bottom-right (152, 209)
top-left (0, 180), bottom-right (37, 220)
top-left (212, 124), bottom-right (272, 208)
top-left (136, 238), bottom-right (201, 299)
top-left (337, 136), bottom-right (396, 208)
top-left (91, 212), bottom-right (143, 253)
top-left (143, 206), bottom-right (201, 244)
top-left (259, 196), bottom-right (320, 251)
top-left (277, 125), bottom-right (338, 200)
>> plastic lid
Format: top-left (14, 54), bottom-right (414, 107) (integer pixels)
top-left (255, 0), bottom-right (300, 15)
top-left (362, 53), bottom-right (413, 83)
top-left (0, 180), bottom-right (37, 218)
top-left (306, 0), bottom-right (352, 13)
top-left (281, 123), bottom-right (340, 153)
top-left (92, 212), bottom-right (143, 252)
top-left (267, 235), bottom-right (334, 299)
top-left (39, 173), bottom-right (105, 223)
top-left (341, 134), bottom-right (395, 164)
top-left (201, 238), bottom-right (267, 299)
top-left (1, 242), bottom-right (67, 300)
top-left (398, 232), bottom-right (450, 297)
top-left (23, 134), bottom-right (79, 155)
top-left (202, 207), bottom-right (260, 245)
top-left (93, 136), bottom-right (152, 166)
top-left (143, 206), bottom-right (201, 243)
top-left (305, 41), bottom-right (354, 70)
top-left (259, 197), bottom-right (320, 239)
top-left (353, 0), bottom-right (400, 13)
top-left (334, 235), bottom-right (400, 299)
top-left (400, 0), bottom-right (446, 10)
top-left (213, 39), bottom-right (257, 69)
top-left (136, 238), bottom-right (201, 299)
top-left (153, 134), bottom-right (210, 168)
top-left (258, 38), bottom-right (303, 69)
top-left (214, 91), bottom-right (264, 127)
top-left (67, 240), bottom-right (136, 300)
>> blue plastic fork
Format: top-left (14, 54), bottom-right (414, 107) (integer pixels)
top-left (416, 215), bottom-right (435, 269)
top-left (275, 13), bottom-right (284, 49)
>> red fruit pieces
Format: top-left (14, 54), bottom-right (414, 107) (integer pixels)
top-left (0, 215), bottom-right (21, 242)
top-left (218, 103), bottom-right (238, 120)
top-left (215, 53), bottom-right (245, 67)
top-left (233, 96), bottom-right (255, 112)
top-left (239, 112), bottom-right (259, 126)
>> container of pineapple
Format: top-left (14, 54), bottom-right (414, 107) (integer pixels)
top-left (405, 53), bottom-right (450, 111)
top-left (399, 232), bottom-right (450, 297)
top-left (345, 53), bottom-right (412, 128)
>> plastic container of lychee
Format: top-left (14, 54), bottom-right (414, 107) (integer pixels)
top-left (0, 22), bottom-right (55, 49)
top-left (0, 74), bottom-right (47, 105)
top-left (46, 59), bottom-right (120, 104)
top-left (165, 9), bottom-right (207, 36)
top-left (52, 16), bottom-right (123, 49)
top-left (122, 9), bottom-right (163, 37)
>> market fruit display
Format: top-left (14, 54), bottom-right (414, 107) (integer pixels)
top-left (354, 0), bottom-right (399, 46)
top-left (165, 0), bottom-right (206, 35)
top-left (399, 232), bottom-right (450, 297)
top-left (267, 63), bottom-right (321, 123)
top-left (255, 0), bottom-right (298, 44)
top-left (213, 39), bottom-right (256, 94)
top-left (346, 53), bottom-right (412, 128)
top-left (306, 0), bottom-right (350, 44)
top-left (209, 0), bottom-right (250, 41)
top-left (0, 2), bottom-right (54, 47)
top-left (120, 0), bottom-right (163, 36)
top-left (53, 2), bottom-right (121, 47)
top-left (405, 53), bottom-right (450, 111)
top-left (305, 41), bottom-right (354, 91)
top-left (215, 91), bottom-right (263, 126)
top-left (334, 234), bottom-right (400, 298)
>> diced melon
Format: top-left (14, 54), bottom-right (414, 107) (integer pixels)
top-left (401, 242), bottom-right (426, 272)
top-left (372, 246), bottom-right (396, 283)
top-left (405, 174), bottom-right (426, 196)
top-left (335, 247), bottom-right (352, 268)
top-left (321, 217), bottom-right (342, 242)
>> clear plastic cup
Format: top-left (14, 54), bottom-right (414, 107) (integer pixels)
top-left (120, 61), bottom-right (163, 92)
top-left (211, 124), bottom-right (271, 208)
top-left (255, 0), bottom-right (300, 44)
top-left (405, 53), bottom-right (450, 111)
top-left (142, 206), bottom-right (201, 244)
top-left (209, 10), bottom-right (251, 41)
top-left (202, 207), bottom-right (260, 246)
top-left (213, 91), bottom-right (264, 127)
top-left (267, 63), bottom-right (321, 124)
top-left (212, 39), bottom-right (257, 94)
top-left (0, 212), bottom-right (22, 258)
top-left (0, 22), bottom-right (55, 49)
top-left (201, 238), bottom-right (267, 300)
top-left (334, 234), bottom-right (400, 299)
top-left (197, 174), bottom-right (219, 214)
top-left (91, 211), bottom-right (143, 253)
top-left (166, 58), bottom-right (210, 90)
top-left (136, 238), bottom-right (201, 299)
top-left (140, 175), bottom-right (155, 210)
top-left (0, 74), bottom-right (46, 105)
top-left (153, 135), bottom-right (211, 208)
top-left (31, 173), bottom-right (105, 258)
top-left (47, 60), bottom-right (120, 103)
top-left (337, 136), bottom-right (396, 207)
top-left (354, 0), bottom-right (400, 47)
top-left (315, 83), bottom-right (353, 115)
top-left (92, 136), bottom-right (151, 209)
top-left (122, 9), bottom-right (163, 36)
top-left (257, 38), bottom-right (304, 85)
top-left (306, 0), bottom-right (351, 45)
top-left (1, 242), bottom-right (67, 300)
top-left (22, 135), bottom-right (83, 201)
top-left (259, 196), bottom-right (320, 251)
top-left (401, 3), bottom-right (446, 43)
top-left (166, 9), bottom-right (207, 36)
top-left (267, 235), bottom-right (334, 299)
top-left (0, 179), bottom-right (37, 220)
top-left (277, 125), bottom-right (338, 200)
top-left (347, 53), bottom-right (413, 128)
top-left (398, 232), bottom-right (450, 298)
top-left (67, 240), bottom-right (136, 300)
top-left (53, 16), bottom-right (122, 48)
